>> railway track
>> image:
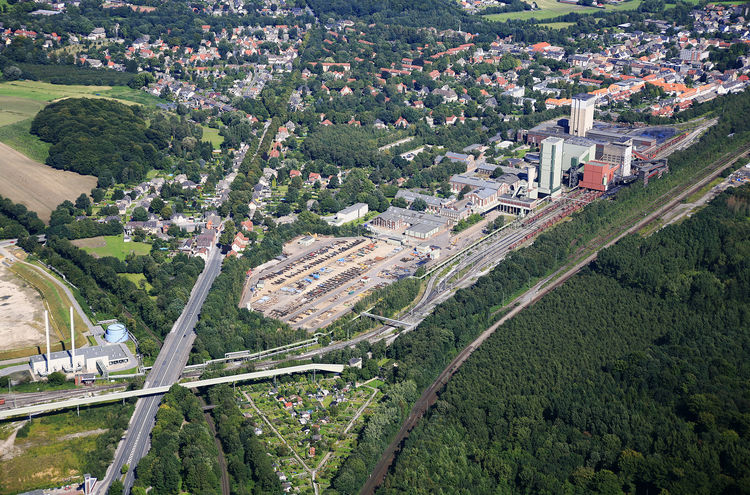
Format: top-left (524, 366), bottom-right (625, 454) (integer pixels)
top-left (0, 383), bottom-right (126, 410)
top-left (360, 141), bottom-right (750, 495)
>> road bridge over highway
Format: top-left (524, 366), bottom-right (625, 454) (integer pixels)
top-left (0, 364), bottom-right (345, 421)
top-left (361, 312), bottom-right (414, 330)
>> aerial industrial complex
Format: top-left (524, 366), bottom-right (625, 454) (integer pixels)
top-left (360, 94), bottom-right (673, 246)
top-left (237, 96), bottom-right (692, 335)
top-left (21, 309), bottom-right (138, 379)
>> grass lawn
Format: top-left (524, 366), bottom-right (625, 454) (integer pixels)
top-left (484, 0), bottom-right (642, 21)
top-left (0, 81), bottom-right (116, 102)
top-left (0, 118), bottom-right (50, 163)
top-left (120, 272), bottom-right (154, 293)
top-left (540, 21), bottom-right (577, 28)
top-left (99, 86), bottom-right (164, 106)
top-left (8, 380), bottom-right (78, 394)
top-left (0, 96), bottom-right (45, 127)
top-left (201, 125), bottom-right (225, 148)
top-left (0, 81), bottom-right (151, 105)
top-left (73, 235), bottom-right (151, 261)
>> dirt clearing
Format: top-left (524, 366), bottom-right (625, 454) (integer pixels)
top-left (0, 142), bottom-right (97, 222)
top-left (0, 263), bottom-right (45, 352)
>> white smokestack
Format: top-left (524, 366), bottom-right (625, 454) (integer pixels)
top-left (45, 310), bottom-right (50, 373)
top-left (70, 306), bottom-right (75, 371)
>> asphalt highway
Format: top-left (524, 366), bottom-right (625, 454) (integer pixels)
top-left (98, 246), bottom-right (223, 494)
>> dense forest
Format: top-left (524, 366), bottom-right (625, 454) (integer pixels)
top-left (301, 125), bottom-right (387, 170)
top-left (29, 98), bottom-right (210, 186)
top-left (329, 88), bottom-right (750, 493)
top-left (208, 384), bottom-right (282, 494)
top-left (30, 99), bottom-right (162, 185)
top-left (380, 186), bottom-right (750, 494)
top-left (134, 386), bottom-right (222, 495)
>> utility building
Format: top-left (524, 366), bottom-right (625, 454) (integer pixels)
top-left (539, 137), bottom-right (564, 197)
top-left (570, 93), bottom-right (596, 137)
top-left (580, 160), bottom-right (619, 191)
top-left (562, 137), bottom-right (596, 172)
top-left (30, 344), bottom-right (130, 376)
top-left (599, 138), bottom-right (633, 177)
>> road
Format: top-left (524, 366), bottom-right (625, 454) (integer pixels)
top-left (250, 191), bottom-right (590, 371)
top-left (360, 142), bottom-right (750, 495)
top-left (0, 240), bottom-right (95, 333)
top-left (97, 245), bottom-right (224, 495)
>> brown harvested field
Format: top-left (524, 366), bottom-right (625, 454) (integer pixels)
top-left (0, 142), bottom-right (97, 223)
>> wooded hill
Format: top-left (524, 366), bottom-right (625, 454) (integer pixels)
top-left (30, 98), bottom-right (208, 186)
top-left (379, 186), bottom-right (750, 494)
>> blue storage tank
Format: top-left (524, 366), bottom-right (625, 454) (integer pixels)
top-left (105, 323), bottom-right (129, 343)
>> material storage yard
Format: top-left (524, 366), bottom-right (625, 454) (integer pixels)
top-left (240, 236), bottom-right (427, 330)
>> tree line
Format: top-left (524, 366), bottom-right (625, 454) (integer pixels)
top-left (326, 87), bottom-right (750, 494)
top-left (0, 194), bottom-right (45, 239)
top-left (133, 385), bottom-right (222, 495)
top-left (380, 185), bottom-right (750, 494)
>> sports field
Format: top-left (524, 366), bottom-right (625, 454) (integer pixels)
top-left (540, 21), bottom-right (577, 29)
top-left (72, 235), bottom-right (151, 260)
top-left (484, 0), bottom-right (642, 21)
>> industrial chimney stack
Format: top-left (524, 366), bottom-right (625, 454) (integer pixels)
top-left (45, 310), bottom-right (50, 373)
top-left (70, 306), bottom-right (75, 372)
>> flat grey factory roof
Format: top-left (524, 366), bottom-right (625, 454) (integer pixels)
top-left (564, 136), bottom-right (596, 147)
top-left (396, 189), bottom-right (449, 207)
top-left (376, 206), bottom-right (447, 227)
top-left (338, 202), bottom-right (368, 214)
top-left (29, 344), bottom-right (127, 363)
top-left (408, 223), bottom-right (439, 234)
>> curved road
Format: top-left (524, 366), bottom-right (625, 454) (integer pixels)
top-left (0, 240), bottom-right (94, 333)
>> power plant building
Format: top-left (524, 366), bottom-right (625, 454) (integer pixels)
top-left (562, 137), bottom-right (596, 172)
top-left (104, 322), bottom-right (129, 343)
top-left (599, 138), bottom-right (633, 177)
top-left (580, 160), bottom-right (620, 191)
top-left (570, 93), bottom-right (596, 137)
top-left (539, 137), bottom-right (564, 197)
top-left (30, 344), bottom-right (130, 376)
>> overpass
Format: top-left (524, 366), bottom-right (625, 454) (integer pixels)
top-left (0, 363), bottom-right (344, 421)
top-left (361, 312), bottom-right (414, 330)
